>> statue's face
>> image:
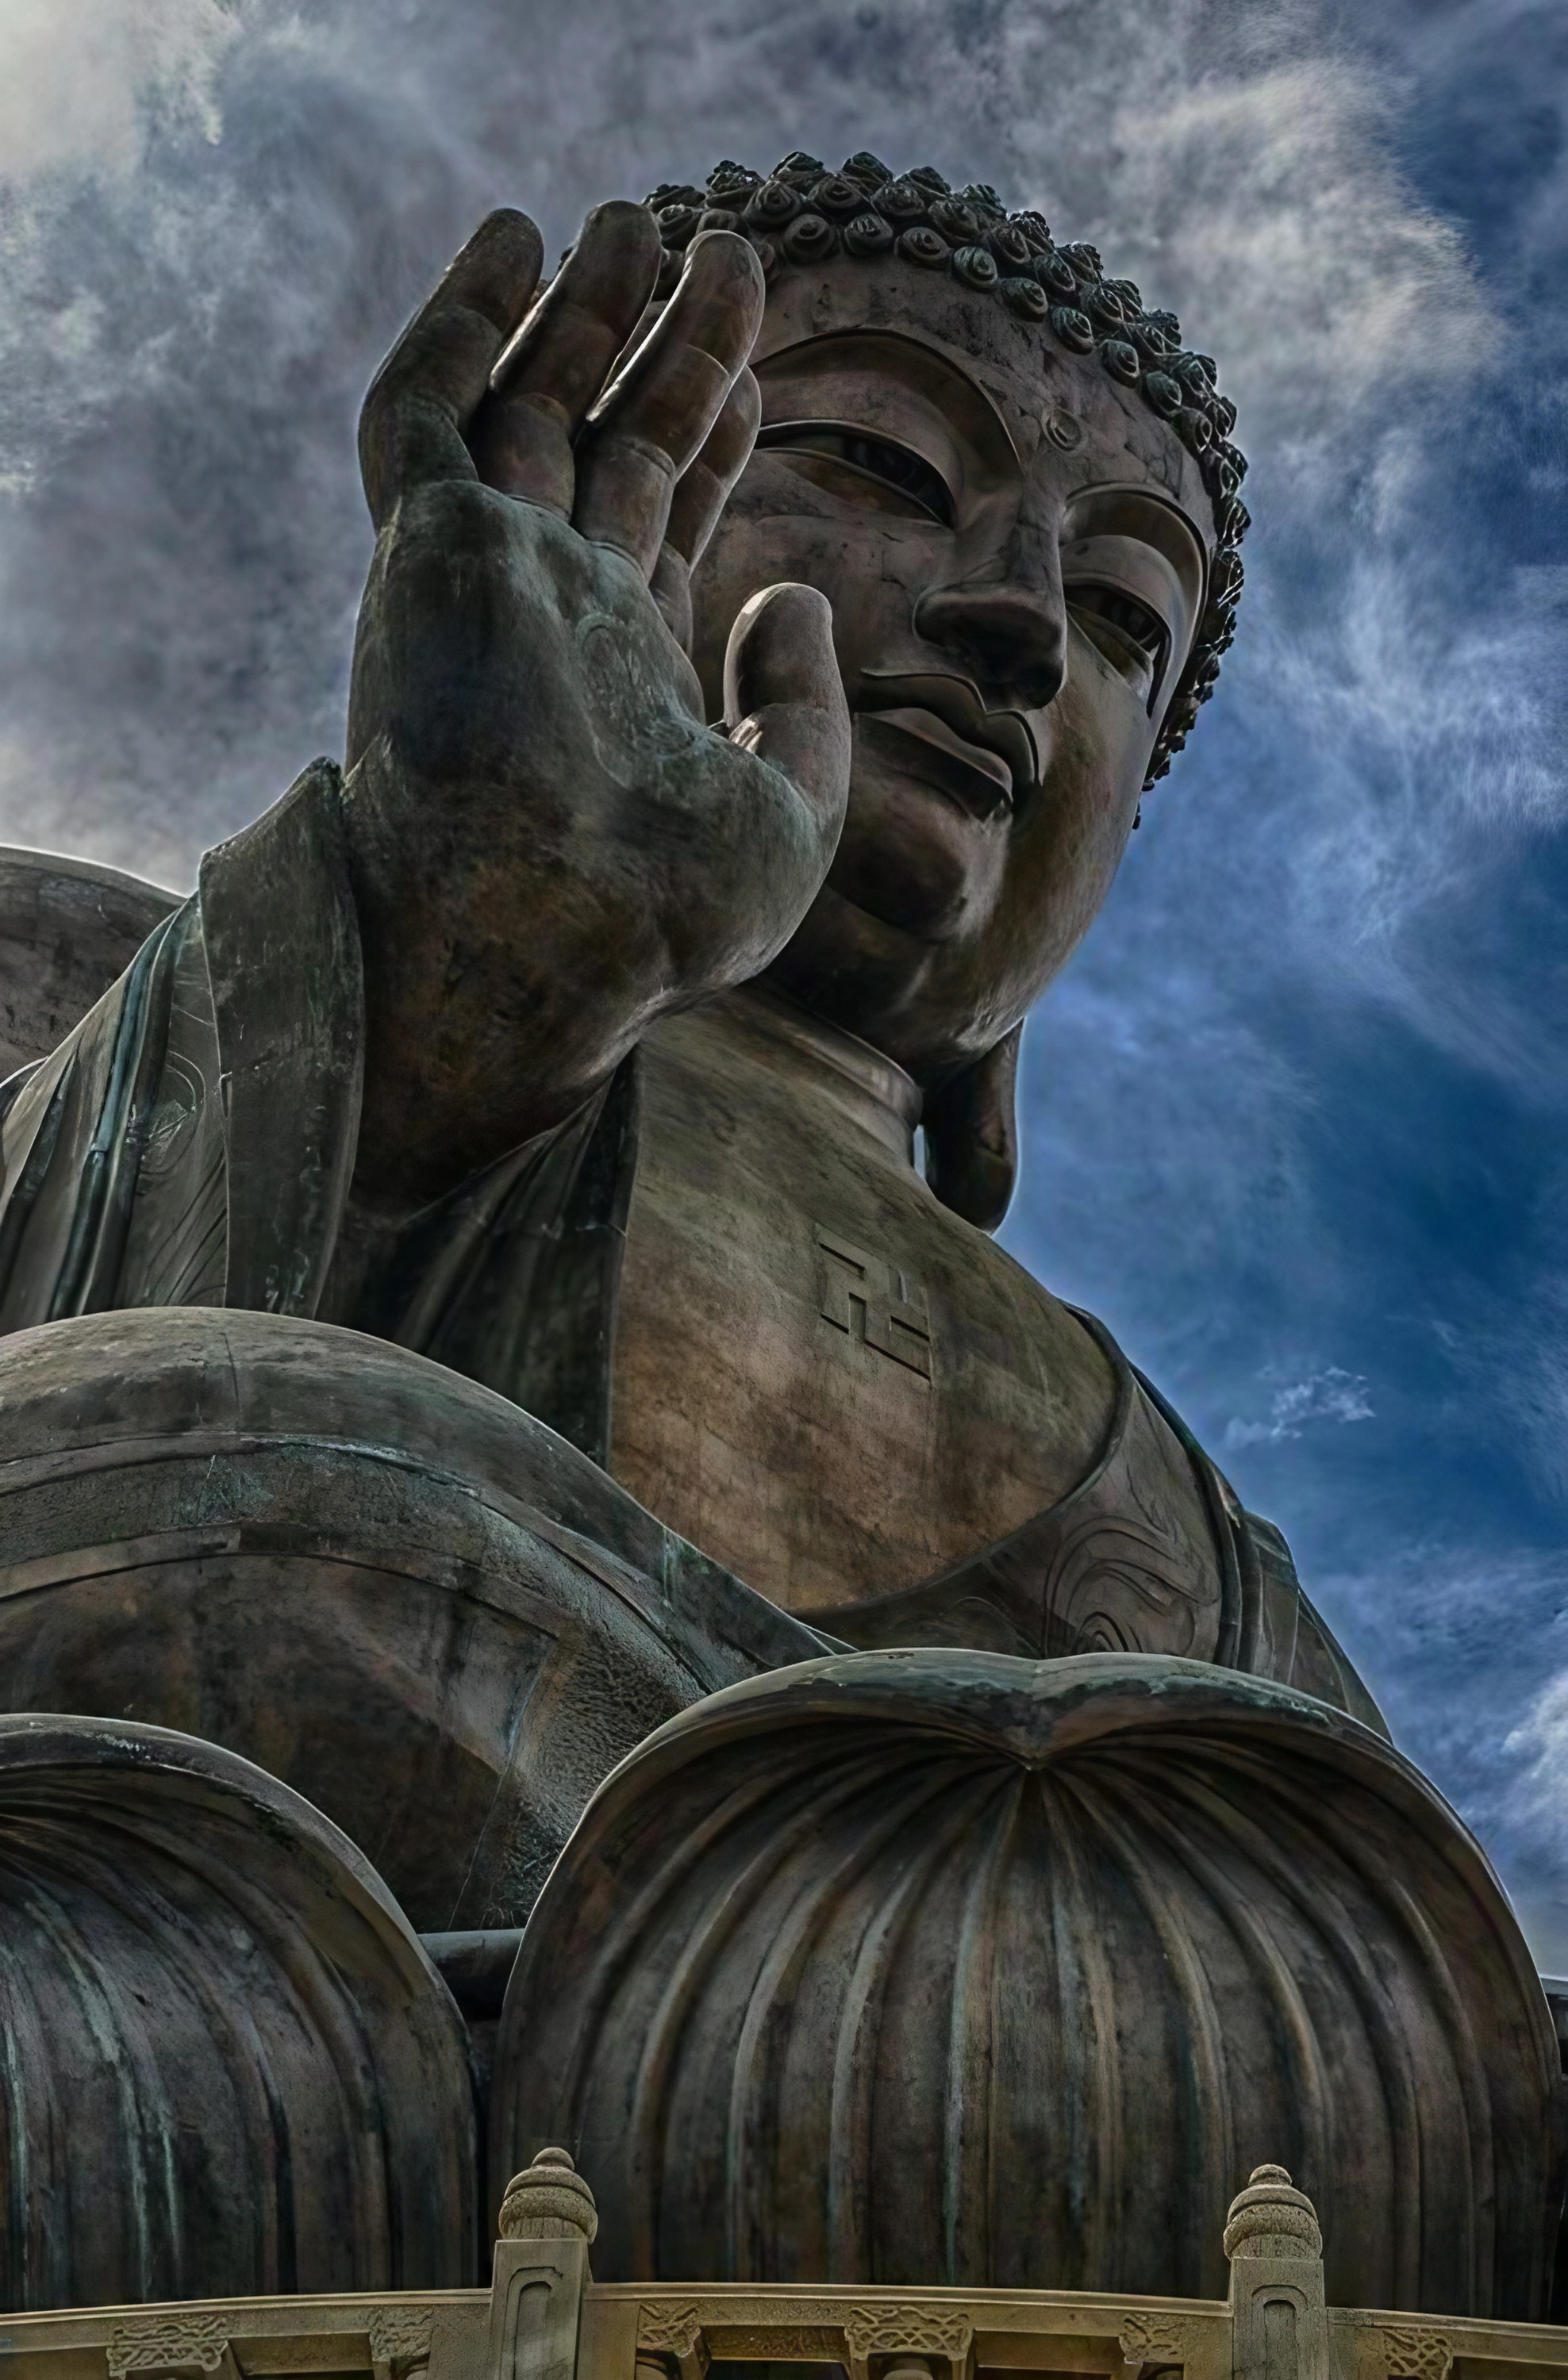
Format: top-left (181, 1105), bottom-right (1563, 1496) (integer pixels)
top-left (689, 257), bottom-right (1214, 1081)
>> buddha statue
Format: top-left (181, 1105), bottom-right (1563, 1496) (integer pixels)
top-left (0, 152), bottom-right (1555, 2323)
top-left (0, 164), bottom-right (1356, 1699)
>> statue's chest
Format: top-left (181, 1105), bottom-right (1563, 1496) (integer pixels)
top-left (606, 1003), bottom-right (1217, 1632)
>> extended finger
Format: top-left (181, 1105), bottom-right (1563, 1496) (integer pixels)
top-left (724, 583), bottom-right (851, 842)
top-left (648, 369), bottom-right (761, 649)
top-left (469, 200), bottom-right (663, 512)
top-left (666, 364), bottom-right (761, 570)
top-left (359, 209), bottom-right (544, 530)
top-left (572, 231), bottom-right (764, 576)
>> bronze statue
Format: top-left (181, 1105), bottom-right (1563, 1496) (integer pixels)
top-left (0, 152), bottom-right (1555, 2320)
top-left (0, 167), bottom-right (1344, 1683)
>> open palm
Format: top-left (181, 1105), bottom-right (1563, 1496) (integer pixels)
top-left (342, 204), bottom-right (850, 1207)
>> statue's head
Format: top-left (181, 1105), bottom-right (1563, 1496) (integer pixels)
top-left (656, 154), bottom-right (1246, 1223)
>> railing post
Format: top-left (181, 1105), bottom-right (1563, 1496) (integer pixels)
top-left (486, 2148), bottom-right (598, 2380)
top-left (1224, 2166), bottom-right (1329, 2380)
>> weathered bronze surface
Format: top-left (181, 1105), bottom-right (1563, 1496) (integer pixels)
top-left (0, 846), bottom-right (176, 1081)
top-left (0, 1308), bottom-right (826, 1931)
top-left (613, 985), bottom-right (1128, 1606)
top-left (492, 1655), bottom-right (1560, 2314)
top-left (0, 1712), bottom-right (477, 2310)
top-left (0, 152), bottom-right (1556, 2319)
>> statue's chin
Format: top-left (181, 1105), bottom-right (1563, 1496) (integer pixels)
top-left (765, 829), bottom-right (1002, 1073)
top-left (824, 727), bottom-right (1011, 945)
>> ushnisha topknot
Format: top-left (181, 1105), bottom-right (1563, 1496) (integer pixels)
top-left (644, 150), bottom-right (1247, 791)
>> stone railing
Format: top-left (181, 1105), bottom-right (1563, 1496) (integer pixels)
top-left (0, 2157), bottom-right (1561, 2380)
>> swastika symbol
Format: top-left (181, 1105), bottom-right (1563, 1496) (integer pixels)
top-left (815, 1226), bottom-right (933, 1380)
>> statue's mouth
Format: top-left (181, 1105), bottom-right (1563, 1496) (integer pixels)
top-left (856, 709), bottom-right (1013, 822)
top-left (855, 671), bottom-right (1039, 817)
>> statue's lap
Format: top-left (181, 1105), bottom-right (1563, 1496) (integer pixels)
top-left (0, 1305), bottom-right (1555, 2321)
top-left (0, 1306), bottom-right (827, 1932)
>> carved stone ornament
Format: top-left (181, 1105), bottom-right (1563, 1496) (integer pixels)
top-left (636, 2305), bottom-right (708, 2354)
top-left (366, 2309), bottom-right (436, 2373)
top-left (636, 2305), bottom-right (710, 2380)
top-left (1379, 2331), bottom-right (1455, 2380)
top-left (498, 2146), bottom-right (600, 2242)
top-left (107, 2317), bottom-right (230, 2378)
top-left (1223, 2165), bottom-right (1324, 2261)
top-left (1224, 2167), bottom-right (1329, 2380)
top-left (1117, 2313), bottom-right (1198, 2370)
top-left (842, 2307), bottom-right (974, 2380)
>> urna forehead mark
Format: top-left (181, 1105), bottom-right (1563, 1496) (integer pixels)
top-left (754, 263), bottom-right (1216, 536)
top-left (753, 263), bottom-right (1043, 461)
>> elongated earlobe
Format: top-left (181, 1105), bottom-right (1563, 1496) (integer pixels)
top-left (922, 1022), bottom-right (1020, 1231)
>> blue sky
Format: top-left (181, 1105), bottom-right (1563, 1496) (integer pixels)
top-left (1, 2), bottom-right (1565, 1953)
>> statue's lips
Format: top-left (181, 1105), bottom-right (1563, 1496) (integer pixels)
top-left (856, 708), bottom-right (1014, 822)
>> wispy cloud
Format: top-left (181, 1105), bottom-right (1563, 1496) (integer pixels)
top-left (1316, 1538), bottom-right (1568, 1966)
top-left (0, 0), bottom-right (235, 184)
top-left (1506, 1668), bottom-right (1568, 1833)
top-left (0, 0), bottom-right (1533, 887)
top-left (1224, 1366), bottom-right (1374, 1449)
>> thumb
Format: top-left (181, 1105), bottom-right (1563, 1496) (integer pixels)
top-left (722, 584), bottom-right (851, 843)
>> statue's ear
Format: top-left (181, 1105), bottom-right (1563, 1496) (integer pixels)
top-left (921, 1023), bottom-right (1021, 1232)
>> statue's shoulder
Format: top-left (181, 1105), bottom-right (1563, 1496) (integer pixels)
top-left (1129, 1346), bottom-right (1389, 1737)
top-left (0, 844), bottom-right (179, 1082)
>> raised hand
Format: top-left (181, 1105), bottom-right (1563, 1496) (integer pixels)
top-left (343, 205), bottom-right (850, 1211)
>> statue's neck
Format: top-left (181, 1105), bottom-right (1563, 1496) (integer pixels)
top-left (719, 981), bottom-right (921, 1169)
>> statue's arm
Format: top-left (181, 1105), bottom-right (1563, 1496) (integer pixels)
top-left (338, 206), bottom-right (849, 1217)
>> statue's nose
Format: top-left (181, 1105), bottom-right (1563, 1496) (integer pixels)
top-left (913, 582), bottom-right (1067, 712)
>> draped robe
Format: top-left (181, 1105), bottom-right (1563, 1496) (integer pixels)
top-left (0, 758), bottom-right (1383, 1731)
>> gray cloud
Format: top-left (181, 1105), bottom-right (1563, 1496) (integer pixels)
top-left (0, 0), bottom-right (1532, 882)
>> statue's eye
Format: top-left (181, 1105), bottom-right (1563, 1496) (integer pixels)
top-left (1065, 580), bottom-right (1170, 706)
top-left (755, 421), bottom-right (956, 528)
